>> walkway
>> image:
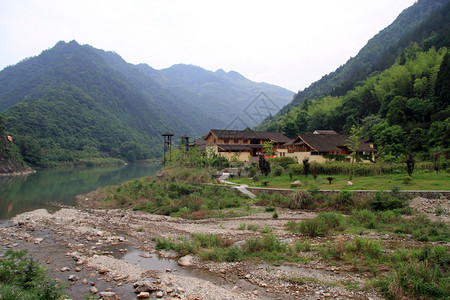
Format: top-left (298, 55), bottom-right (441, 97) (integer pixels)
top-left (218, 173), bottom-right (257, 199)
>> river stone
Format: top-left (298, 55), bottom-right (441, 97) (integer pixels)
top-left (137, 292), bottom-right (150, 299)
top-left (68, 275), bottom-right (78, 281)
top-left (232, 240), bottom-right (246, 249)
top-left (134, 281), bottom-right (158, 293)
top-left (156, 291), bottom-right (164, 298)
top-left (90, 286), bottom-right (99, 294)
top-left (178, 254), bottom-right (195, 267)
top-left (99, 291), bottom-right (117, 299)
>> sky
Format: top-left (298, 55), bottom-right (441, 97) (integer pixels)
top-left (0, 0), bottom-right (417, 92)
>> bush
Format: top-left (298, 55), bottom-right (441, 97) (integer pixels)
top-left (272, 165), bottom-right (284, 176)
top-left (270, 156), bottom-right (297, 170)
top-left (370, 191), bottom-right (407, 211)
top-left (289, 190), bottom-right (313, 209)
top-left (289, 164), bottom-right (303, 175)
top-left (351, 209), bottom-right (376, 229)
top-left (0, 250), bottom-right (65, 300)
top-left (297, 218), bottom-right (328, 237)
top-left (332, 190), bottom-right (355, 211)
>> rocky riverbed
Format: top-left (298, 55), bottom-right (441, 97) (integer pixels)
top-left (0, 194), bottom-right (448, 300)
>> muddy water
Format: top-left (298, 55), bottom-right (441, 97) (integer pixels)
top-left (0, 164), bottom-right (160, 220)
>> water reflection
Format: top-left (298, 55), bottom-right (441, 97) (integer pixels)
top-left (0, 164), bottom-right (160, 220)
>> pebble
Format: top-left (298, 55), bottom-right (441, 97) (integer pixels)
top-left (34, 238), bottom-right (43, 244)
top-left (99, 291), bottom-right (117, 299)
top-left (156, 291), bottom-right (164, 298)
top-left (68, 275), bottom-right (78, 281)
top-left (90, 286), bottom-right (99, 294)
top-left (137, 292), bottom-right (150, 299)
top-left (61, 267), bottom-right (70, 272)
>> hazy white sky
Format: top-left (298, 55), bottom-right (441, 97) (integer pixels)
top-left (0, 0), bottom-right (416, 92)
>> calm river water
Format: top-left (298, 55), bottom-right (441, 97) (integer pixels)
top-left (0, 164), bottom-right (160, 220)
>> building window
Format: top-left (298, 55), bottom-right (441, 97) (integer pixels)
top-left (234, 139), bottom-right (239, 143)
top-left (224, 139), bottom-right (229, 144)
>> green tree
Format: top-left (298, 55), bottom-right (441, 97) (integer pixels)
top-left (372, 123), bottom-right (406, 160)
top-left (386, 96), bottom-right (408, 126)
top-left (345, 125), bottom-right (362, 178)
top-left (263, 140), bottom-right (275, 157)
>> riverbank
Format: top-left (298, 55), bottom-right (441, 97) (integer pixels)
top-left (1, 188), bottom-right (448, 299)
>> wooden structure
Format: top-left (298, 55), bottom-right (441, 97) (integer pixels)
top-left (285, 133), bottom-right (376, 163)
top-left (204, 129), bottom-right (290, 162)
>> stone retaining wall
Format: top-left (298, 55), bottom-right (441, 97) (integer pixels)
top-left (246, 187), bottom-right (449, 199)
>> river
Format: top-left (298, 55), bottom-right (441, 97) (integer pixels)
top-left (0, 164), bottom-right (160, 220)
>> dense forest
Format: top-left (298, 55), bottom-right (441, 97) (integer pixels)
top-left (271, 0), bottom-right (449, 117)
top-left (260, 0), bottom-right (450, 162)
top-left (0, 114), bottom-right (33, 173)
top-left (0, 41), bottom-right (291, 167)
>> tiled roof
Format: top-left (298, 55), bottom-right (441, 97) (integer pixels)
top-left (208, 129), bottom-right (290, 143)
top-left (298, 134), bottom-right (376, 152)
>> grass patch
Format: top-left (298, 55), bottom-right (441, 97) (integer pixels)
top-left (228, 170), bottom-right (450, 191)
top-left (0, 250), bottom-right (66, 300)
top-left (376, 245), bottom-right (449, 299)
top-left (102, 171), bottom-right (249, 218)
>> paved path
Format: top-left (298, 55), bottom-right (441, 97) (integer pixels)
top-left (218, 173), bottom-right (257, 199)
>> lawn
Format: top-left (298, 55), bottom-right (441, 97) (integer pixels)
top-left (227, 171), bottom-right (450, 191)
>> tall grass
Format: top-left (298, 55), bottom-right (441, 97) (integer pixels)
top-left (377, 245), bottom-right (449, 299)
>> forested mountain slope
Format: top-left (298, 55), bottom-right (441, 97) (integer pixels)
top-left (0, 40), bottom-right (293, 166)
top-left (261, 0), bottom-right (449, 128)
top-left (138, 64), bottom-right (294, 128)
top-left (0, 41), bottom-right (218, 165)
top-left (267, 45), bottom-right (449, 161)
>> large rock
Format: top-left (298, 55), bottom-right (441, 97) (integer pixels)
top-left (133, 281), bottom-right (159, 293)
top-left (178, 254), bottom-right (195, 267)
top-left (291, 180), bottom-right (302, 187)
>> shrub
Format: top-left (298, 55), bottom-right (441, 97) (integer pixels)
top-left (297, 218), bottom-right (328, 237)
top-left (270, 156), bottom-right (297, 170)
top-left (289, 164), bottom-right (303, 175)
top-left (265, 206), bottom-right (276, 212)
top-left (351, 209), bottom-right (376, 229)
top-left (317, 212), bottom-right (346, 231)
top-left (272, 165), bottom-right (284, 176)
top-left (370, 191), bottom-right (407, 211)
top-left (289, 190), bottom-right (313, 209)
top-left (0, 250), bottom-right (65, 300)
top-left (332, 190), bottom-right (355, 211)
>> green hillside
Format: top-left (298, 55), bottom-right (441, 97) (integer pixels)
top-left (261, 0), bottom-right (449, 127)
top-left (0, 41), bottom-right (292, 167)
top-left (138, 63), bottom-right (294, 128)
top-left (257, 0), bottom-right (449, 162)
top-left (0, 41), bottom-right (216, 166)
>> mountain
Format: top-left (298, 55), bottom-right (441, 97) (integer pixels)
top-left (0, 41), bottom-right (292, 166)
top-left (137, 63), bottom-right (293, 128)
top-left (256, 0), bottom-right (450, 161)
top-left (261, 0), bottom-right (449, 128)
